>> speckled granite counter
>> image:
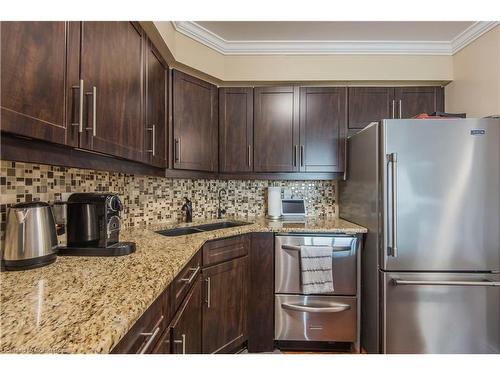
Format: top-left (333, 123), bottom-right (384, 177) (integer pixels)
top-left (0, 217), bottom-right (366, 354)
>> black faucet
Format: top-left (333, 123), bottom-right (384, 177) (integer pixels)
top-left (181, 197), bottom-right (192, 223)
top-left (217, 188), bottom-right (227, 219)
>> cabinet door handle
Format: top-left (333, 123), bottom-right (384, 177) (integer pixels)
top-left (138, 326), bottom-right (161, 354)
top-left (174, 138), bottom-right (181, 163)
top-left (391, 99), bottom-right (395, 119)
top-left (85, 86), bottom-right (97, 136)
top-left (300, 145), bottom-right (304, 167)
top-left (248, 145), bottom-right (252, 167)
top-left (71, 79), bottom-right (84, 133)
top-left (398, 99), bottom-right (402, 119)
top-left (293, 145), bottom-right (298, 167)
top-left (147, 124), bottom-right (156, 156)
top-left (205, 277), bottom-right (211, 308)
top-left (173, 333), bottom-right (186, 354)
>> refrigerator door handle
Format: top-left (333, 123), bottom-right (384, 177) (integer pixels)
top-left (392, 279), bottom-right (500, 287)
top-left (387, 153), bottom-right (398, 257)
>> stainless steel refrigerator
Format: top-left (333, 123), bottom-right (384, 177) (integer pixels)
top-left (339, 118), bottom-right (500, 354)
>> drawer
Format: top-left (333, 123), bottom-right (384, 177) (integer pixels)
top-left (202, 235), bottom-right (249, 266)
top-left (111, 289), bottom-right (168, 354)
top-left (275, 294), bottom-right (357, 342)
top-left (171, 250), bottom-right (202, 314)
top-left (275, 235), bottom-right (359, 295)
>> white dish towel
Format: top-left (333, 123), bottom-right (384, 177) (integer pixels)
top-left (300, 245), bottom-right (334, 294)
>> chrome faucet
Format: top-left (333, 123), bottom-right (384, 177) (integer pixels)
top-left (181, 197), bottom-right (192, 223)
top-left (217, 188), bottom-right (227, 219)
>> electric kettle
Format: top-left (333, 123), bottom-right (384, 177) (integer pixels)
top-left (2, 202), bottom-right (58, 270)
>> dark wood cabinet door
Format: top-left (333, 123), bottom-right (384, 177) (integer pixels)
top-left (171, 275), bottom-right (202, 354)
top-left (299, 87), bottom-right (347, 172)
top-left (247, 233), bottom-right (274, 353)
top-left (0, 21), bottom-right (79, 146)
top-left (219, 87), bottom-right (254, 172)
top-left (80, 21), bottom-right (144, 162)
top-left (145, 40), bottom-right (168, 168)
top-left (172, 70), bottom-right (218, 172)
top-left (254, 86), bottom-right (299, 172)
top-left (394, 86), bottom-right (444, 118)
top-left (202, 256), bottom-right (248, 354)
top-left (348, 87), bottom-right (395, 129)
top-left (152, 327), bottom-right (171, 354)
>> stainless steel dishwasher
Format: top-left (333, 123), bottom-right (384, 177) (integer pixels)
top-left (274, 233), bottom-right (362, 351)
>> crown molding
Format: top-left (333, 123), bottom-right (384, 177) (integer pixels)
top-left (172, 21), bottom-right (498, 56)
top-left (451, 21), bottom-right (499, 54)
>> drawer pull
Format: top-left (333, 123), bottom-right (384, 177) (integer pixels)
top-left (281, 302), bottom-right (351, 313)
top-left (138, 326), bottom-right (161, 354)
top-left (173, 333), bottom-right (186, 354)
top-left (180, 266), bottom-right (200, 284)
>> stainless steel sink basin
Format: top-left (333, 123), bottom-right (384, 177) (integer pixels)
top-left (156, 221), bottom-right (251, 237)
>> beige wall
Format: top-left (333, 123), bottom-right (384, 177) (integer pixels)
top-left (152, 21), bottom-right (453, 83)
top-left (445, 26), bottom-right (500, 117)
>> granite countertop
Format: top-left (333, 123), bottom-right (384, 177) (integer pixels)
top-left (0, 216), bottom-right (366, 354)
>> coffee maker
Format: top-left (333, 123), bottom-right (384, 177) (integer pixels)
top-left (57, 193), bottom-right (135, 256)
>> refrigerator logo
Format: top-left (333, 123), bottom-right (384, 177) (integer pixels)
top-left (470, 129), bottom-right (486, 135)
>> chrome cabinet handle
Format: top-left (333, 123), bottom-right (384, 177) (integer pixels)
top-left (71, 79), bottom-right (84, 133)
top-left (293, 145), bottom-right (298, 167)
top-left (281, 302), bottom-right (351, 313)
top-left (391, 99), bottom-right (395, 119)
top-left (392, 279), bottom-right (500, 287)
top-left (173, 334), bottom-right (186, 354)
top-left (300, 145), bottom-right (304, 167)
top-left (398, 99), bottom-right (402, 119)
top-left (248, 145), bottom-right (252, 167)
top-left (205, 277), bottom-right (211, 308)
top-left (174, 138), bottom-right (181, 163)
top-left (180, 266), bottom-right (200, 284)
top-left (138, 326), bottom-right (161, 354)
top-left (147, 124), bottom-right (156, 156)
top-left (387, 153), bottom-right (398, 257)
top-left (85, 86), bottom-right (97, 136)
top-left (281, 244), bottom-right (352, 252)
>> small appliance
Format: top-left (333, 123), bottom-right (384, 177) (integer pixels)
top-left (2, 202), bottom-right (58, 270)
top-left (267, 187), bottom-right (282, 219)
top-left (57, 193), bottom-right (135, 256)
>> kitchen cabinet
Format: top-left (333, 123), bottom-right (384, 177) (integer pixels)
top-left (170, 275), bottom-right (203, 354)
top-left (254, 86), bottom-right (300, 172)
top-left (79, 21), bottom-right (144, 162)
top-left (219, 87), bottom-right (254, 173)
top-left (247, 233), bottom-right (274, 353)
top-left (172, 70), bottom-right (218, 172)
top-left (394, 86), bottom-right (444, 119)
top-left (0, 21), bottom-right (79, 146)
top-left (202, 255), bottom-right (248, 354)
top-left (145, 39), bottom-right (168, 168)
top-left (348, 87), bottom-right (394, 130)
top-left (299, 87), bottom-right (347, 172)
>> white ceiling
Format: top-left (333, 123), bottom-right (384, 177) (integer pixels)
top-left (171, 21), bottom-right (499, 55)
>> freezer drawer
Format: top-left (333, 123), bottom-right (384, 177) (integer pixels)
top-left (383, 272), bottom-right (500, 353)
top-left (275, 235), bottom-right (359, 295)
top-left (275, 294), bottom-right (357, 342)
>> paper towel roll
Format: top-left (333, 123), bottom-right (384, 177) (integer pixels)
top-left (267, 187), bottom-right (282, 219)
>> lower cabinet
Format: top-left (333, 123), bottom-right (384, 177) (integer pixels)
top-left (170, 275), bottom-right (203, 354)
top-left (202, 255), bottom-right (248, 354)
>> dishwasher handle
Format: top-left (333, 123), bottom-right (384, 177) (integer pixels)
top-left (281, 302), bottom-right (351, 313)
top-left (281, 244), bottom-right (352, 252)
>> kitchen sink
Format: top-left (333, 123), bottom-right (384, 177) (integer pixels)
top-left (156, 221), bottom-right (251, 237)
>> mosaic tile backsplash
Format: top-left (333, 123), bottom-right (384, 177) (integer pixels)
top-left (0, 160), bottom-right (338, 240)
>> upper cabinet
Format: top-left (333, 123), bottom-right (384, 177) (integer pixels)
top-left (254, 86), bottom-right (300, 172)
top-left (394, 87), bottom-right (444, 119)
top-left (348, 87), bottom-right (394, 130)
top-left (219, 88), bottom-right (254, 173)
top-left (80, 22), bottom-right (144, 162)
top-left (348, 86), bottom-right (444, 131)
top-left (145, 39), bottom-right (168, 168)
top-left (299, 87), bottom-right (347, 172)
top-left (1, 22), bottom-right (79, 146)
top-left (172, 70), bottom-right (218, 172)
